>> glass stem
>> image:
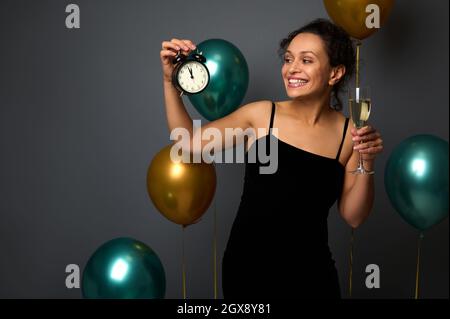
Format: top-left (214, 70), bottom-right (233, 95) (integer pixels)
top-left (358, 140), bottom-right (364, 169)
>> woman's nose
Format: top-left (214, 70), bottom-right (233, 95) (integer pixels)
top-left (288, 61), bottom-right (301, 74)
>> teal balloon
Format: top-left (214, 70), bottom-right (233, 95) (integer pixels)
top-left (188, 39), bottom-right (249, 120)
top-left (385, 135), bottom-right (449, 231)
top-left (82, 237), bottom-right (166, 299)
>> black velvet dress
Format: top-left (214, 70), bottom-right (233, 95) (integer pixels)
top-left (222, 102), bottom-right (349, 299)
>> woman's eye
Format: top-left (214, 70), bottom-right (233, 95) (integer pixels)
top-left (303, 59), bottom-right (312, 64)
top-left (284, 58), bottom-right (292, 63)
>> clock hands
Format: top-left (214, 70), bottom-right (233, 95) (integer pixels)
top-left (187, 66), bottom-right (194, 80)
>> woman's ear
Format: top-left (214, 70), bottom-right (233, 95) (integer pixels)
top-left (328, 65), bottom-right (346, 85)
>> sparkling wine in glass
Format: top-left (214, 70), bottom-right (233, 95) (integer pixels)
top-left (349, 87), bottom-right (374, 175)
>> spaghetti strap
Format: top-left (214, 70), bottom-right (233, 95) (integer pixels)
top-left (269, 102), bottom-right (276, 132)
top-left (336, 117), bottom-right (349, 160)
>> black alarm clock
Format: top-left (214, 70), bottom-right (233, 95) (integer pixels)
top-left (172, 50), bottom-right (210, 95)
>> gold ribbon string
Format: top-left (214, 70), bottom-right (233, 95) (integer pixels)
top-left (182, 225), bottom-right (187, 299)
top-left (349, 227), bottom-right (355, 298)
top-left (213, 199), bottom-right (218, 299)
top-left (415, 232), bottom-right (424, 299)
top-left (356, 41), bottom-right (362, 88)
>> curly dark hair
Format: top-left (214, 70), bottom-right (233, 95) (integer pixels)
top-left (278, 18), bottom-right (356, 111)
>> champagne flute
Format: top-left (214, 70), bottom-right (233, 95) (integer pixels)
top-left (349, 86), bottom-right (374, 175)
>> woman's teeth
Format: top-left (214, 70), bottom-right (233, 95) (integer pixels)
top-left (288, 79), bottom-right (308, 87)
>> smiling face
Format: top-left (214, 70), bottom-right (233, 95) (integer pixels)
top-left (281, 32), bottom-right (343, 100)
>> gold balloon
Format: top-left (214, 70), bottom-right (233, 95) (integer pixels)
top-left (147, 144), bottom-right (216, 226)
top-left (323, 0), bottom-right (395, 40)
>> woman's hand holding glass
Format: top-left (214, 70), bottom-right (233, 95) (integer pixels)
top-left (351, 125), bottom-right (383, 162)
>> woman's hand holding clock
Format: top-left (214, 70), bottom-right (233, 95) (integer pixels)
top-left (160, 39), bottom-right (196, 82)
top-left (160, 38), bottom-right (196, 83)
top-left (161, 38), bottom-right (210, 95)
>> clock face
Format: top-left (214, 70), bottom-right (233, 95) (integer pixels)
top-left (177, 61), bottom-right (209, 94)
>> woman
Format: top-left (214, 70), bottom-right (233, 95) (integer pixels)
top-left (160, 19), bottom-right (383, 298)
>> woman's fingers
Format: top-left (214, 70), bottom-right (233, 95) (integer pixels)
top-left (170, 38), bottom-right (192, 52)
top-left (181, 39), bottom-right (196, 50)
top-left (352, 131), bottom-right (381, 142)
top-left (161, 39), bottom-right (196, 60)
top-left (359, 145), bottom-right (384, 154)
top-left (354, 138), bottom-right (383, 150)
top-left (350, 125), bottom-right (384, 158)
top-left (161, 38), bottom-right (196, 64)
top-left (351, 125), bottom-right (376, 135)
top-left (160, 49), bottom-right (177, 63)
top-left (162, 41), bottom-right (181, 52)
top-left (357, 125), bottom-right (375, 135)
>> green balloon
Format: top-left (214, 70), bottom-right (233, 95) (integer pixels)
top-left (188, 39), bottom-right (249, 121)
top-left (385, 135), bottom-right (449, 231)
top-left (82, 237), bottom-right (166, 299)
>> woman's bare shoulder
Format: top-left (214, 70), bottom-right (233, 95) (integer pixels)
top-left (239, 100), bottom-right (273, 128)
top-left (241, 99), bottom-right (272, 111)
top-left (329, 109), bottom-right (348, 130)
top-left (332, 109), bottom-right (347, 121)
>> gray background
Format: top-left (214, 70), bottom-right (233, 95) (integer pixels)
top-left (0, 0), bottom-right (448, 299)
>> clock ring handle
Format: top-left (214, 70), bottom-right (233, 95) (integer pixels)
top-left (191, 50), bottom-right (206, 63)
top-left (172, 50), bottom-right (186, 65)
